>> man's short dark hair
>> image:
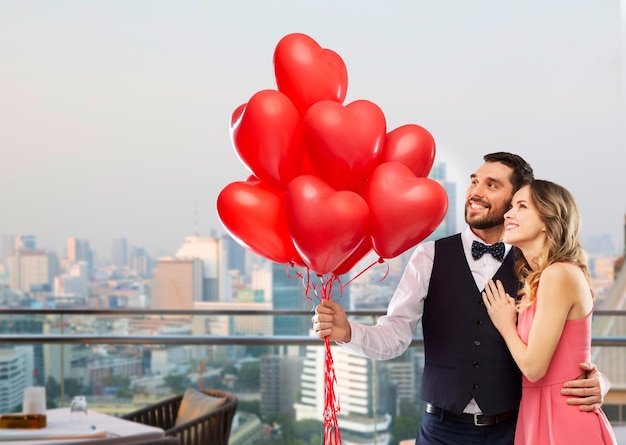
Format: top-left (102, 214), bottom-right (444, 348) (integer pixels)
top-left (483, 152), bottom-right (534, 192)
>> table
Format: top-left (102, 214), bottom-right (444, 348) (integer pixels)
top-left (0, 408), bottom-right (165, 444)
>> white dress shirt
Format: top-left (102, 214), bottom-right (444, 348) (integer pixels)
top-left (339, 226), bottom-right (511, 414)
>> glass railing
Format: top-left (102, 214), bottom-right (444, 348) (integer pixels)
top-left (1, 308), bottom-right (625, 445)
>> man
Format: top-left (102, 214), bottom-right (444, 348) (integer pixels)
top-left (312, 152), bottom-right (606, 445)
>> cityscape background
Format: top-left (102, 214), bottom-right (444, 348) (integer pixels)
top-left (1, 161), bottom-right (626, 444)
top-left (1, 1), bottom-right (626, 444)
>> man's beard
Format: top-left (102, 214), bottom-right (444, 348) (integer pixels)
top-left (465, 203), bottom-right (505, 230)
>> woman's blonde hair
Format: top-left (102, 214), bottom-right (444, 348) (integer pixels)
top-left (515, 179), bottom-right (594, 310)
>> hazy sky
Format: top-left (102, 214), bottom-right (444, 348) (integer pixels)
top-left (1, 1), bottom-right (624, 260)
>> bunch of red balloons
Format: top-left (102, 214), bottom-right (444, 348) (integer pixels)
top-left (217, 33), bottom-right (448, 276)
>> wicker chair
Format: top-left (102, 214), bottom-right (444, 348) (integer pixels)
top-left (121, 389), bottom-right (238, 445)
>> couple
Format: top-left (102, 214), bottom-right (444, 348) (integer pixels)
top-left (312, 152), bottom-right (616, 444)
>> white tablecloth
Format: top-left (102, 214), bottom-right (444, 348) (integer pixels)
top-left (0, 408), bottom-right (164, 444)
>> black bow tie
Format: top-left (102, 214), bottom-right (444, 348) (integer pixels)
top-left (471, 240), bottom-right (505, 261)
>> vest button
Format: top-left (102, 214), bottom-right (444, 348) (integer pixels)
top-left (473, 384), bottom-right (479, 390)
top-left (476, 319), bottom-right (483, 325)
top-left (474, 340), bottom-right (481, 346)
top-left (473, 361), bottom-right (479, 367)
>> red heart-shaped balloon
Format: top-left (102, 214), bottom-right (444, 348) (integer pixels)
top-left (333, 237), bottom-right (373, 276)
top-left (383, 124), bottom-right (436, 177)
top-left (230, 89), bottom-right (304, 191)
top-left (216, 178), bottom-right (297, 264)
top-left (303, 99), bottom-right (386, 191)
top-left (366, 162), bottom-right (448, 258)
top-left (285, 175), bottom-right (370, 274)
top-left (274, 33), bottom-right (348, 115)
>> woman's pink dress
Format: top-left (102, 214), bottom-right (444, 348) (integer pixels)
top-left (514, 301), bottom-right (617, 444)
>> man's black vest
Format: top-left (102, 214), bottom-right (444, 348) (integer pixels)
top-left (420, 233), bottom-right (522, 416)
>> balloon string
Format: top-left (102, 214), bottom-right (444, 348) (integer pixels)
top-left (285, 261), bottom-right (305, 281)
top-left (341, 256), bottom-right (385, 288)
top-left (323, 336), bottom-right (341, 444)
top-left (321, 280), bottom-right (342, 445)
top-left (299, 263), bottom-right (397, 445)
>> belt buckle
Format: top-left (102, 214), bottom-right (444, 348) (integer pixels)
top-left (473, 413), bottom-right (491, 427)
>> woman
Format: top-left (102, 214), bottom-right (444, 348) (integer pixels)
top-left (481, 179), bottom-right (616, 444)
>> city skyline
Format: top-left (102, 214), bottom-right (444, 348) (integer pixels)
top-left (1, 1), bottom-right (624, 258)
top-left (2, 156), bottom-right (621, 264)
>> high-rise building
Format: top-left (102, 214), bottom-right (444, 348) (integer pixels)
top-left (271, 262), bottom-right (311, 337)
top-left (151, 235), bottom-right (230, 308)
top-left (386, 354), bottom-right (420, 406)
top-left (193, 299), bottom-right (273, 365)
top-left (43, 320), bottom-right (73, 388)
top-left (67, 237), bottom-right (93, 275)
top-left (426, 162), bottom-right (457, 241)
top-left (112, 238), bottom-right (128, 269)
top-left (54, 261), bottom-right (89, 300)
top-left (150, 257), bottom-right (203, 309)
top-left (589, 213), bottom-right (626, 423)
top-left (0, 318), bottom-right (45, 386)
top-left (67, 237), bottom-right (82, 262)
top-left (129, 247), bottom-right (154, 278)
top-left (294, 338), bottom-right (393, 444)
top-left (260, 355), bottom-right (303, 416)
top-left (174, 235), bottom-right (227, 302)
top-left (1, 234), bottom-right (16, 264)
top-left (225, 235), bottom-right (246, 276)
top-left (86, 355), bottom-right (143, 394)
top-left (15, 235), bottom-right (36, 251)
top-left (250, 264), bottom-right (272, 303)
top-left (195, 300), bottom-right (273, 337)
top-left (0, 347), bottom-right (34, 413)
top-left (7, 249), bottom-right (60, 293)
top-left (67, 237), bottom-right (92, 263)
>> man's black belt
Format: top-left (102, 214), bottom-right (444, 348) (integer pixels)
top-left (424, 402), bottom-right (517, 427)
